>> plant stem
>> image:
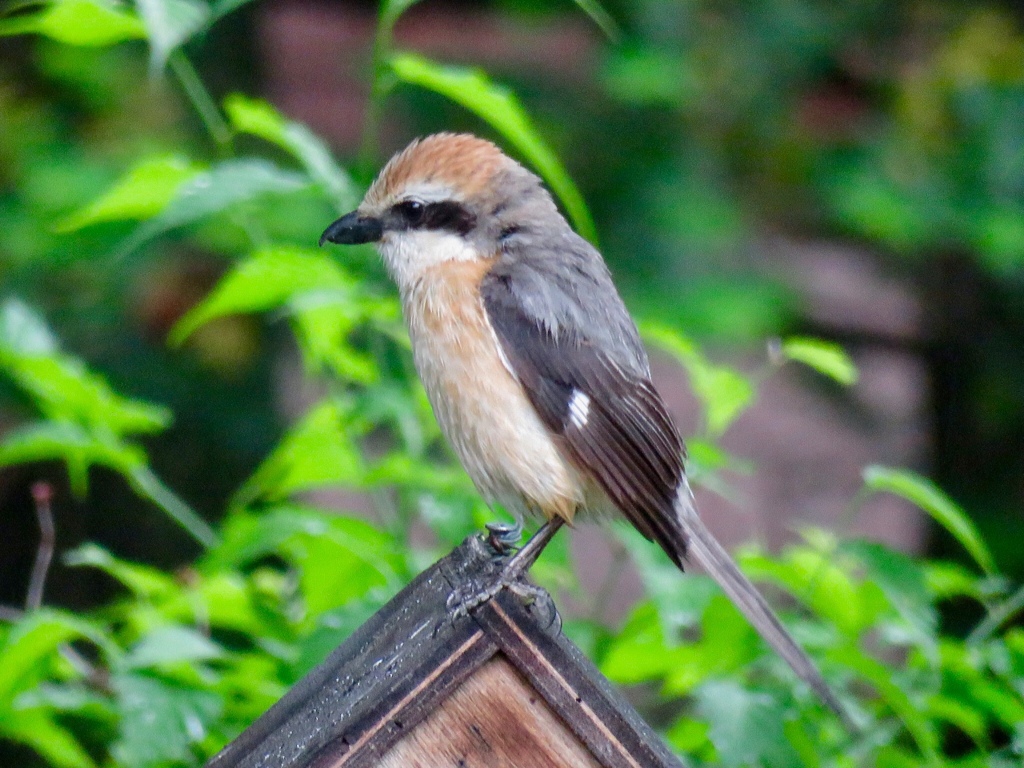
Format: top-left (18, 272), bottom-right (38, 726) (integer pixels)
top-left (169, 50), bottom-right (233, 153)
top-left (358, 2), bottom-right (402, 175)
top-left (130, 465), bottom-right (218, 548)
top-left (26, 482), bottom-right (55, 610)
top-left (968, 583), bottom-right (1024, 645)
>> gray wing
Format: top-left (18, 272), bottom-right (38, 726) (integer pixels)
top-left (480, 248), bottom-right (689, 560)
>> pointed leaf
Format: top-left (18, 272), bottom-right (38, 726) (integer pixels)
top-left (111, 672), bottom-right (222, 767)
top-left (389, 52), bottom-right (596, 242)
top-left (0, 610), bottom-right (109, 706)
top-left (1, 354), bottom-right (170, 436)
top-left (571, 0), bottom-right (620, 41)
top-left (224, 94), bottom-right (358, 210)
top-left (641, 321), bottom-right (754, 435)
top-left (64, 543), bottom-right (178, 598)
top-left (0, 0), bottom-right (146, 47)
top-left (696, 681), bottom-right (802, 768)
top-left (0, 298), bottom-right (58, 356)
top-left (234, 400), bottom-right (363, 505)
top-left (0, 421), bottom-right (143, 480)
top-left (126, 626), bottom-right (223, 669)
top-left (136, 0), bottom-right (210, 71)
top-left (170, 246), bottom-right (354, 344)
top-left (779, 336), bottom-right (858, 385)
top-left (0, 708), bottom-right (95, 768)
top-left (55, 155), bottom-right (199, 231)
top-left (864, 466), bottom-right (995, 574)
top-left (122, 158), bottom-right (308, 253)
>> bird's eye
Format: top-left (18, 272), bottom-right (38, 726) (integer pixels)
top-left (395, 199), bottom-right (425, 226)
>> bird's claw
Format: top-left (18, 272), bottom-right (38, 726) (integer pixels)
top-left (485, 520), bottom-right (523, 555)
top-left (445, 555), bottom-right (553, 626)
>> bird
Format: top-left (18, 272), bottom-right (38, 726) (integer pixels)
top-left (320, 132), bottom-right (851, 724)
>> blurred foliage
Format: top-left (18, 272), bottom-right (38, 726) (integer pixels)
top-left (0, 0), bottom-right (1022, 767)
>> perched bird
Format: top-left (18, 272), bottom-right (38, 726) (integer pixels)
top-left (321, 133), bottom-right (849, 723)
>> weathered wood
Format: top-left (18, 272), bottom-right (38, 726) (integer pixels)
top-left (475, 594), bottom-right (679, 768)
top-left (379, 655), bottom-right (603, 768)
top-left (205, 535), bottom-right (684, 768)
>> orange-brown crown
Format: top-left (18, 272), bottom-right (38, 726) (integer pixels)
top-left (364, 133), bottom-right (514, 209)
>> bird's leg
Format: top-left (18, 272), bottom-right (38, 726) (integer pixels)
top-left (485, 519), bottom-right (523, 555)
top-left (447, 518), bottom-right (565, 617)
top-left (497, 517), bottom-right (564, 583)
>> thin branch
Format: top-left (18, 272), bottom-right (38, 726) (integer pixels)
top-left (968, 583), bottom-right (1024, 645)
top-left (129, 465), bottom-right (218, 548)
top-left (26, 481), bottom-right (55, 611)
top-left (168, 50), bottom-right (233, 153)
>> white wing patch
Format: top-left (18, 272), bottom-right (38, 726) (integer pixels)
top-left (568, 389), bottom-right (590, 429)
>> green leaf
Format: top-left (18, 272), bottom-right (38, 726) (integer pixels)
top-left (696, 680), bottom-right (802, 768)
top-left (135, 0), bottom-right (210, 72)
top-left (282, 512), bottom-right (404, 617)
top-left (121, 158), bottom-right (308, 254)
top-left (0, 297), bottom-right (58, 356)
top-left (833, 644), bottom-right (940, 760)
top-left (864, 466), bottom-right (996, 574)
top-left (209, 506), bottom-right (402, 618)
top-left (779, 336), bottom-right (859, 385)
top-left (0, 422), bottom-right (143, 495)
top-left (224, 94), bottom-right (358, 210)
top-left (111, 672), bottom-right (222, 767)
top-left (743, 543), bottom-right (869, 636)
top-left (0, 0), bottom-right (146, 47)
top-left (170, 246), bottom-right (355, 345)
top-left (924, 560), bottom-right (987, 602)
top-left (55, 155), bottom-right (199, 231)
top-left (600, 601), bottom-right (678, 684)
top-left (640, 321), bottom-right (754, 435)
top-left (389, 52), bottom-right (596, 243)
top-left (844, 540), bottom-right (937, 651)
top-left (2, 355), bottom-right (171, 436)
top-left (0, 708), bottom-right (95, 768)
top-left (233, 400), bottom-right (364, 506)
top-left (613, 523), bottom-right (719, 635)
top-left (972, 206), bottom-right (1024, 276)
top-left (663, 595), bottom-right (760, 695)
top-left (379, 0), bottom-right (423, 33)
top-left (570, 0), bottom-right (620, 41)
top-left (0, 610), bottom-right (108, 706)
top-left (0, 300), bottom-right (170, 438)
top-left (64, 543), bottom-right (178, 598)
top-left (210, 0), bottom-right (256, 19)
top-left (126, 626), bottom-right (223, 669)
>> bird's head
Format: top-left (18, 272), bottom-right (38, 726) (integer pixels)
top-left (320, 133), bottom-right (563, 287)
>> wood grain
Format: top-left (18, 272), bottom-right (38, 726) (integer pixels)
top-left (378, 655), bottom-right (602, 768)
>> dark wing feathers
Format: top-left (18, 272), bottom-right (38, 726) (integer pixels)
top-left (481, 254), bottom-right (856, 727)
top-left (481, 255), bottom-right (687, 558)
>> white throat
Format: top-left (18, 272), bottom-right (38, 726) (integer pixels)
top-left (378, 229), bottom-right (481, 289)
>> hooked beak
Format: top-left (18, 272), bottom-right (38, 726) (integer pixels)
top-left (319, 211), bottom-right (383, 246)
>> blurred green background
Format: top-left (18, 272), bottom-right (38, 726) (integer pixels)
top-left (3, 0), bottom-right (1023, 589)
top-left (1, 1), bottom-right (1023, 766)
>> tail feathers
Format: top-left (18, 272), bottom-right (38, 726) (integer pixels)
top-left (672, 492), bottom-right (856, 730)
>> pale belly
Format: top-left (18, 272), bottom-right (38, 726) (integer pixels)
top-left (402, 266), bottom-right (584, 521)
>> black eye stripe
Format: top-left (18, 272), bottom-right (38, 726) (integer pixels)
top-left (389, 200), bottom-right (476, 235)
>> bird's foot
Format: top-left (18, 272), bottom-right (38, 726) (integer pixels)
top-left (447, 518), bottom-right (564, 622)
top-left (485, 520), bottom-right (523, 556)
top-left (445, 558), bottom-right (555, 624)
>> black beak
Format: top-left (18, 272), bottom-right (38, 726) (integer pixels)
top-left (319, 211), bottom-right (383, 246)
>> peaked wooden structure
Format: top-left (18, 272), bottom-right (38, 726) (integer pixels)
top-left (207, 534), bottom-right (683, 768)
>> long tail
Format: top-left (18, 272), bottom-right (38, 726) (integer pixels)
top-left (670, 486), bottom-right (856, 730)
